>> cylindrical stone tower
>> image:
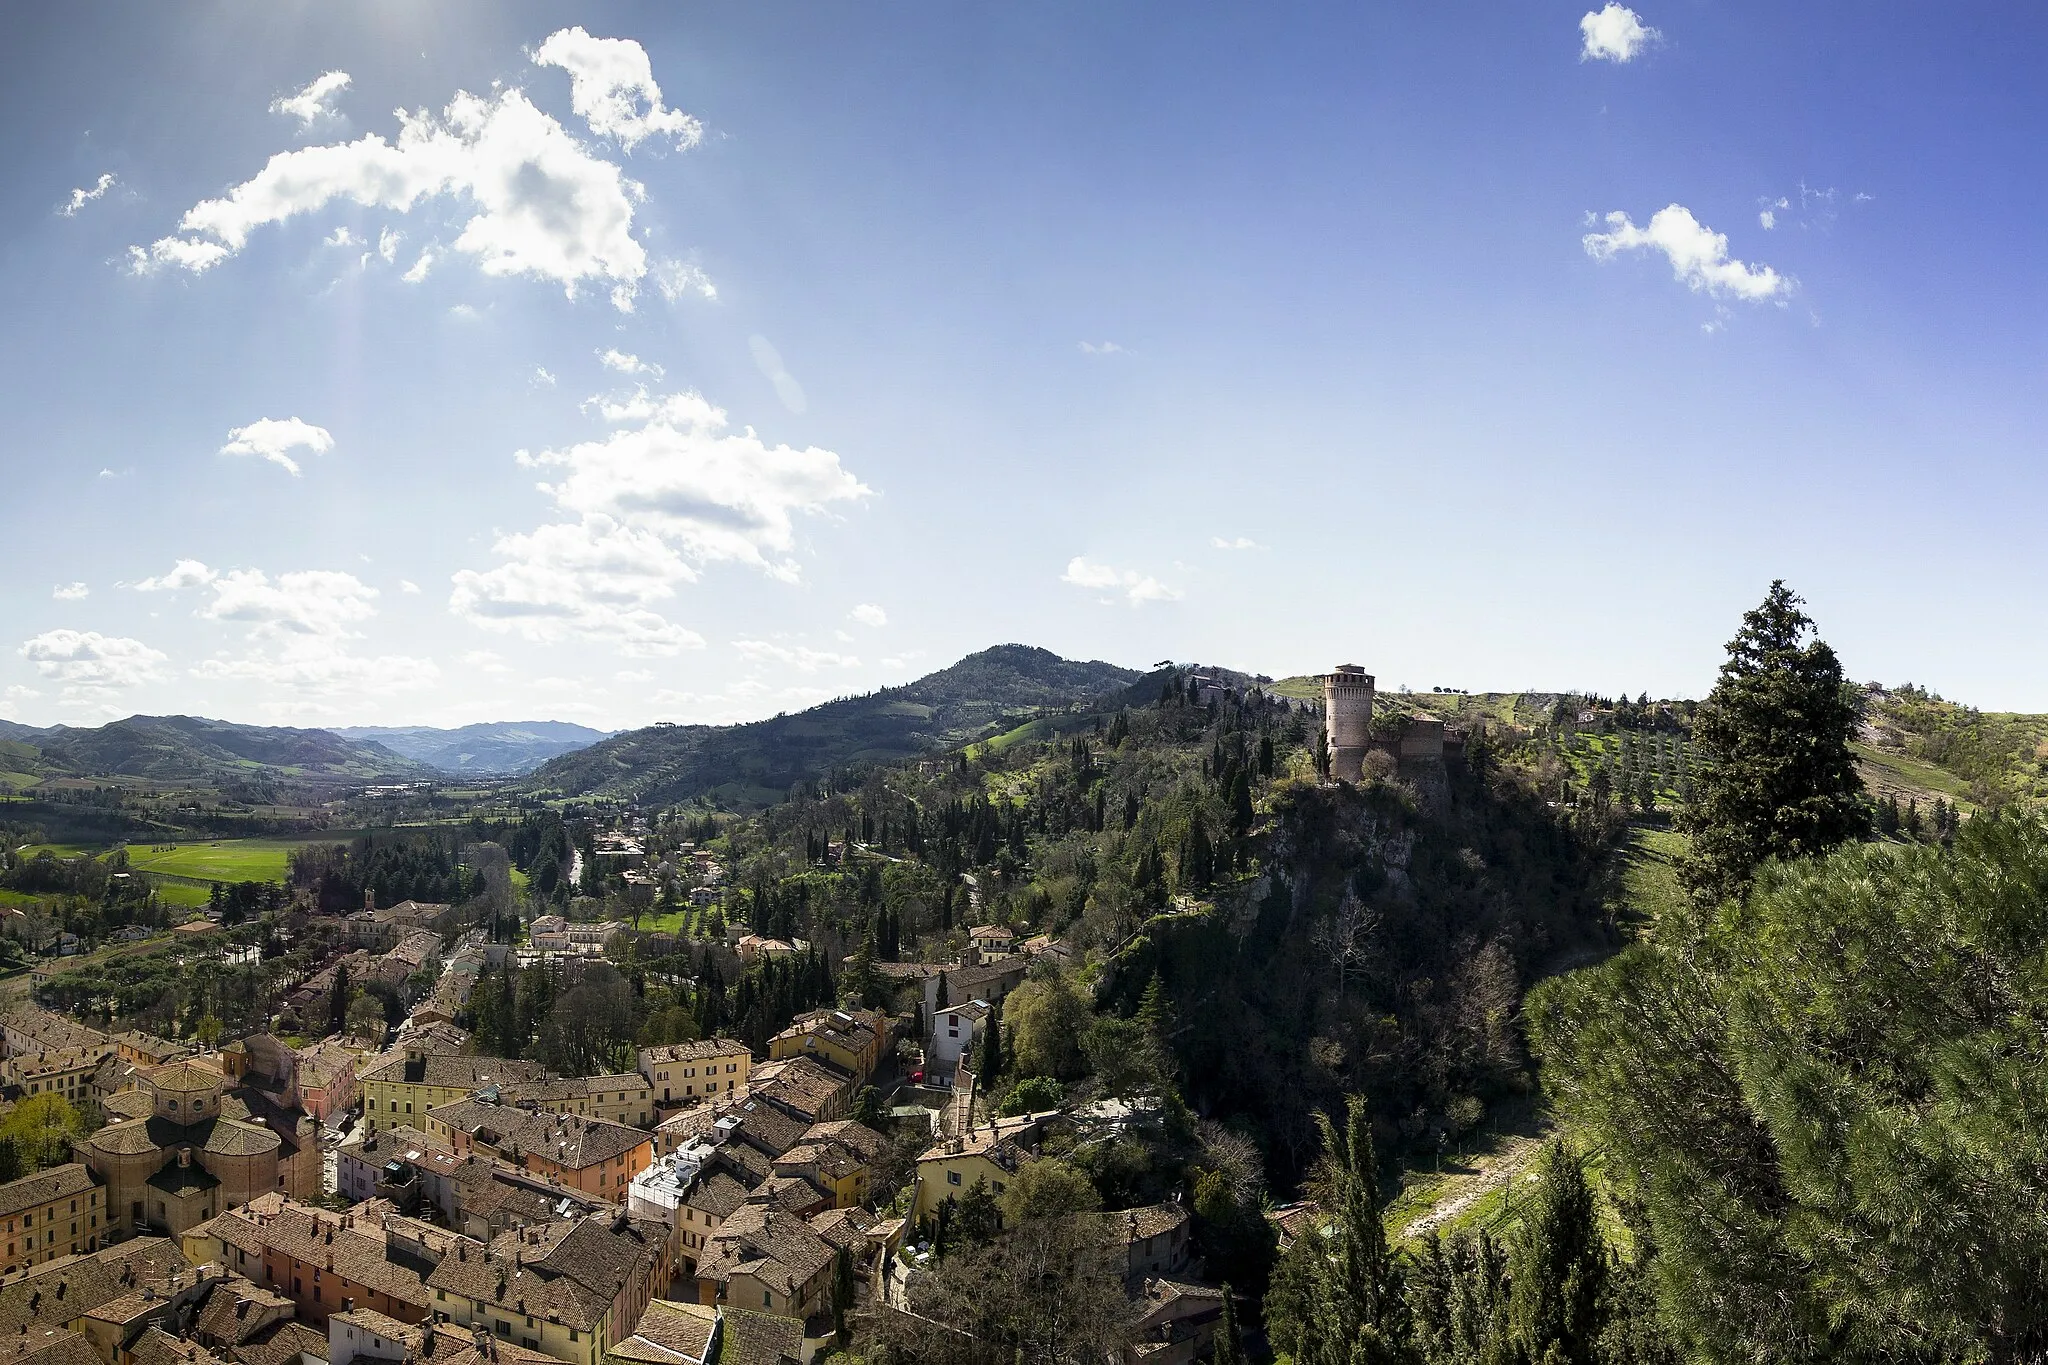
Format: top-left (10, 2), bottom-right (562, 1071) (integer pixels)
top-left (1322, 664), bottom-right (1376, 781)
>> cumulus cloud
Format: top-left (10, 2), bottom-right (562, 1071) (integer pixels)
top-left (1580, 4), bottom-right (1659, 62)
top-left (599, 348), bottom-right (663, 378)
top-left (1062, 556), bottom-right (1182, 606)
top-left (52, 583), bottom-right (90, 601)
top-left (651, 259), bottom-right (716, 302)
top-left (450, 389), bottom-right (871, 655)
top-left (325, 226), bottom-right (358, 247)
top-left (198, 568), bottom-right (380, 639)
top-left (1583, 205), bottom-right (1789, 301)
top-left (399, 580), bottom-right (421, 594)
top-left (532, 27), bottom-right (701, 151)
top-left (748, 336), bottom-right (807, 414)
top-left (402, 246), bottom-right (439, 283)
top-left (378, 227), bottom-right (402, 263)
top-left (533, 366), bottom-right (558, 386)
top-left (1211, 537), bottom-right (1260, 551)
top-left (732, 640), bottom-right (861, 672)
top-left (133, 87), bottom-right (651, 305)
top-left (850, 603), bottom-right (887, 628)
top-left (1078, 340), bottom-right (1126, 355)
top-left (220, 417), bottom-right (334, 475)
top-left (272, 71), bottom-right (352, 128)
top-left (20, 629), bottom-right (167, 696)
top-left (131, 559), bottom-right (435, 702)
top-left (60, 173), bottom-right (116, 217)
top-left (133, 559), bottom-right (219, 592)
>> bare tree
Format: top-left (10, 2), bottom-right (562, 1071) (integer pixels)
top-left (871, 1214), bottom-right (1135, 1364)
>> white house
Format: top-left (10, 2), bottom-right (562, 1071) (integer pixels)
top-left (927, 1000), bottom-right (990, 1082)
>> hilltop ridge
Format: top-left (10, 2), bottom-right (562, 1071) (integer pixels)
top-left (528, 643), bottom-right (1144, 807)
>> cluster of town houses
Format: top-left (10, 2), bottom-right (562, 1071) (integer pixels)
top-left (0, 890), bottom-right (1243, 1365)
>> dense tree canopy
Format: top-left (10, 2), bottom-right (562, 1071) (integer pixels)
top-left (1531, 811), bottom-right (2048, 1363)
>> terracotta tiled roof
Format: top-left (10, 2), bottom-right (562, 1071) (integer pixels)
top-left (227, 1320), bottom-right (326, 1365)
top-left (140, 1060), bottom-right (226, 1094)
top-left (637, 1040), bottom-right (750, 1067)
top-left (196, 1202), bottom-right (441, 1312)
top-left (359, 1051), bottom-right (544, 1091)
top-left (193, 1278), bottom-right (295, 1346)
top-left (0, 1239), bottom-right (187, 1336)
top-left (604, 1299), bottom-right (716, 1365)
top-left (804, 1206), bottom-right (875, 1252)
top-left (683, 1171), bottom-right (749, 1221)
top-left (0, 1165), bottom-right (94, 1221)
top-left (0, 1329), bottom-right (104, 1365)
top-left (128, 1327), bottom-right (231, 1365)
top-left (427, 1100), bottom-right (649, 1171)
top-left (745, 1057), bottom-right (849, 1123)
top-left (426, 1215), bottom-right (665, 1332)
top-left (715, 1309), bottom-right (801, 1365)
top-left (694, 1204), bottom-right (832, 1297)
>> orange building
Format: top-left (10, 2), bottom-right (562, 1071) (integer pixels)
top-left (424, 1098), bottom-right (652, 1200)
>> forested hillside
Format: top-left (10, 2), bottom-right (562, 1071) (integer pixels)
top-left (528, 644), bottom-right (1142, 807)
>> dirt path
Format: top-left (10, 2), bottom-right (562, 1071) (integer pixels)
top-left (1397, 1134), bottom-right (1547, 1242)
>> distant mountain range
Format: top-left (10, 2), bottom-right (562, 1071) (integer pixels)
top-left (9, 715), bottom-right (435, 786)
top-left (529, 644), bottom-right (1148, 807)
top-left (332, 721), bottom-right (616, 776)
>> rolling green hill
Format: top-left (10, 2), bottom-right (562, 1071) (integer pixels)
top-left (528, 644), bottom-right (1145, 806)
top-left (28, 715), bottom-right (434, 786)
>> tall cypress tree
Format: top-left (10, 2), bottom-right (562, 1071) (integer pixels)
top-left (1678, 581), bottom-right (1866, 907)
top-left (1301, 1095), bottom-right (1413, 1365)
top-left (1505, 1142), bottom-right (1606, 1365)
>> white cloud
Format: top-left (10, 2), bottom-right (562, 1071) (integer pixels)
top-left (849, 603), bottom-right (887, 628)
top-left (52, 583), bottom-right (90, 601)
top-left (651, 259), bottom-right (716, 302)
top-left (131, 561), bottom-right (437, 703)
top-left (402, 246), bottom-right (439, 283)
top-left (748, 336), bottom-right (807, 414)
top-left (1583, 205), bottom-right (1789, 301)
top-left (1580, 4), bottom-right (1659, 62)
top-left (272, 71), bottom-right (352, 128)
top-left (599, 348), bottom-right (663, 378)
top-left (615, 668), bottom-right (653, 683)
top-left (129, 237), bottom-right (231, 274)
top-left (325, 226), bottom-right (358, 247)
top-left (1758, 210), bottom-right (1776, 230)
top-left (133, 559), bottom-right (219, 592)
top-left (1062, 556), bottom-right (1182, 606)
top-left (60, 173), bottom-right (116, 217)
top-left (1078, 340), bottom-right (1125, 355)
top-left (399, 580), bottom-right (421, 594)
top-left (732, 640), bottom-right (861, 672)
top-left (378, 227), bottom-right (403, 263)
top-left (531, 27), bottom-right (702, 151)
top-left (220, 417), bottom-right (334, 475)
top-left (20, 629), bottom-right (167, 695)
top-left (463, 650), bottom-right (512, 675)
top-left (450, 389), bottom-right (870, 655)
top-left (533, 367), bottom-right (558, 387)
top-left (199, 568), bottom-right (379, 640)
top-left (1210, 536), bottom-right (1260, 551)
top-left (134, 88), bottom-right (649, 306)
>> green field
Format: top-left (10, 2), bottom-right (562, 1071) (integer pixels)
top-left (123, 839), bottom-right (319, 883)
top-left (1616, 824), bottom-right (1688, 931)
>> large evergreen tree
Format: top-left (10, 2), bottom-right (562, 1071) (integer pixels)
top-left (1677, 580), bottom-right (1865, 907)
top-left (1530, 812), bottom-right (2048, 1363)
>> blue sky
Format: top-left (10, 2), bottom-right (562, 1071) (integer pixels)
top-left (6, 2), bottom-right (2047, 729)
